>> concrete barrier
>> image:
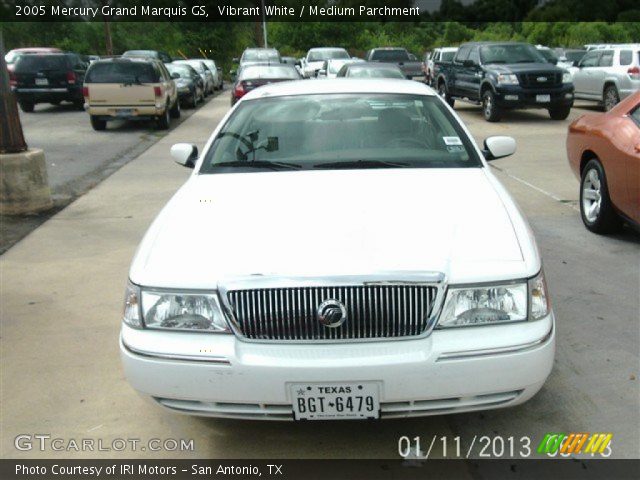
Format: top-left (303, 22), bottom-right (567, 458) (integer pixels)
top-left (0, 148), bottom-right (53, 215)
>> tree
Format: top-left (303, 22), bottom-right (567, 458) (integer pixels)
top-left (0, 31), bottom-right (27, 154)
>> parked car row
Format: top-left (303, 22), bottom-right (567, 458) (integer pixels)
top-left (7, 47), bottom-right (225, 131)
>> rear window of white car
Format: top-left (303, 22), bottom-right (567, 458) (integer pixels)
top-left (201, 94), bottom-right (482, 173)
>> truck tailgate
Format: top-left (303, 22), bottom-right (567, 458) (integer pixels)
top-left (87, 83), bottom-right (156, 106)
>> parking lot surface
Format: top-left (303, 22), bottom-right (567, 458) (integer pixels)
top-left (0, 92), bottom-right (638, 460)
top-left (0, 93), bottom-right (218, 254)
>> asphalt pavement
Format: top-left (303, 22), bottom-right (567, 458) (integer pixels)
top-left (0, 90), bottom-right (638, 462)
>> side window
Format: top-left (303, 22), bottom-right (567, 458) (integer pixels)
top-left (455, 46), bottom-right (471, 63)
top-left (580, 51), bottom-right (600, 68)
top-left (152, 63), bottom-right (163, 81)
top-left (619, 50), bottom-right (632, 66)
top-left (630, 106), bottom-right (640, 127)
top-left (599, 50), bottom-right (613, 67)
top-left (468, 48), bottom-right (480, 65)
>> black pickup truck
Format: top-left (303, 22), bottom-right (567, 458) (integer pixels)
top-left (436, 42), bottom-right (574, 122)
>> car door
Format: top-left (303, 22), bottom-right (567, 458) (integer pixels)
top-left (593, 50), bottom-right (614, 98)
top-left (573, 50), bottom-right (601, 98)
top-left (625, 104), bottom-right (640, 222)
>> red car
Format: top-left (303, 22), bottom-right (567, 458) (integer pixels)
top-left (567, 91), bottom-right (640, 233)
top-left (5, 47), bottom-right (62, 73)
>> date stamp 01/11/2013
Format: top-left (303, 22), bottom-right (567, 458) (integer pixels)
top-left (398, 433), bottom-right (613, 459)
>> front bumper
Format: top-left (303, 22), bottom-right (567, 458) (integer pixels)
top-left (494, 84), bottom-right (574, 109)
top-left (120, 313), bottom-right (555, 420)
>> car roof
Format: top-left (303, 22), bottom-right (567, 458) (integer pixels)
top-left (370, 47), bottom-right (408, 50)
top-left (11, 47), bottom-right (61, 52)
top-left (241, 78), bottom-right (435, 101)
top-left (92, 57), bottom-right (159, 64)
top-left (308, 47), bottom-right (347, 52)
top-left (347, 62), bottom-right (401, 69)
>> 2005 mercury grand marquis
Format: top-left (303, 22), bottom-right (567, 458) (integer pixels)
top-left (120, 79), bottom-right (555, 420)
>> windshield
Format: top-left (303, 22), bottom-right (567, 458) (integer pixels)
top-left (166, 64), bottom-right (193, 79)
top-left (538, 48), bottom-right (558, 63)
top-left (370, 50), bottom-right (410, 62)
top-left (239, 65), bottom-right (300, 80)
top-left (307, 49), bottom-right (349, 62)
top-left (348, 66), bottom-right (405, 79)
top-left (565, 51), bottom-right (586, 63)
top-left (200, 94), bottom-right (480, 173)
top-left (85, 62), bottom-right (159, 83)
top-left (242, 50), bottom-right (279, 62)
top-left (480, 44), bottom-right (546, 64)
top-left (441, 51), bottom-right (457, 62)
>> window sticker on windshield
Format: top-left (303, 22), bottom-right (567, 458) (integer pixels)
top-left (443, 136), bottom-right (463, 146)
top-left (447, 145), bottom-right (465, 153)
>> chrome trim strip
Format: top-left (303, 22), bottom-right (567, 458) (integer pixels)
top-left (122, 341), bottom-right (231, 365)
top-left (16, 88), bottom-right (69, 92)
top-left (436, 324), bottom-right (553, 362)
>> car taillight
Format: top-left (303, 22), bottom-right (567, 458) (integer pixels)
top-left (628, 67), bottom-right (640, 80)
top-left (82, 86), bottom-right (89, 98)
top-left (66, 71), bottom-right (76, 84)
top-left (154, 86), bottom-right (162, 97)
top-left (234, 82), bottom-right (246, 99)
top-left (9, 71), bottom-right (16, 87)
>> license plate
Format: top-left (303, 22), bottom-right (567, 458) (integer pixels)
top-left (536, 94), bottom-right (551, 103)
top-left (115, 109), bottom-right (133, 117)
top-left (35, 78), bottom-right (48, 86)
top-left (291, 382), bottom-right (379, 420)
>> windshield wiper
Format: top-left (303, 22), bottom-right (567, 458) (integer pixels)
top-left (313, 159), bottom-right (409, 169)
top-left (211, 160), bottom-right (302, 171)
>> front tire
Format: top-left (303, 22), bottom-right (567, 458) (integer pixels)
top-left (580, 158), bottom-right (622, 234)
top-left (603, 85), bottom-right (619, 111)
top-left (482, 90), bottom-right (502, 122)
top-left (548, 105), bottom-right (571, 120)
top-left (438, 82), bottom-right (454, 108)
top-left (90, 116), bottom-right (106, 131)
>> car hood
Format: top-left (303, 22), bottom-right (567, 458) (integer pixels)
top-left (130, 168), bottom-right (532, 289)
top-left (486, 62), bottom-right (562, 73)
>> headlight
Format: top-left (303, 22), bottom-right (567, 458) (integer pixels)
top-left (437, 270), bottom-right (551, 328)
top-left (141, 290), bottom-right (230, 332)
top-left (438, 282), bottom-right (528, 328)
top-left (528, 270), bottom-right (550, 320)
top-left (562, 72), bottom-right (572, 83)
top-left (122, 282), bottom-right (231, 332)
top-left (497, 73), bottom-right (519, 85)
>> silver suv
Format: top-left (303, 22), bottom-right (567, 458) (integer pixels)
top-left (572, 45), bottom-right (640, 110)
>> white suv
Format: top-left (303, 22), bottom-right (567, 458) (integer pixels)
top-left (572, 45), bottom-right (640, 110)
top-left (120, 79), bottom-right (555, 420)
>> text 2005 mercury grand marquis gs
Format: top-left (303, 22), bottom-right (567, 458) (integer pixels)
top-left (120, 79), bottom-right (555, 420)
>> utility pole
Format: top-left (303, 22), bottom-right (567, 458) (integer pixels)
top-left (261, 0), bottom-right (268, 47)
top-left (101, 1), bottom-right (113, 55)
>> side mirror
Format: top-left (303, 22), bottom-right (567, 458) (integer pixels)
top-left (217, 66), bottom-right (222, 71)
top-left (171, 143), bottom-right (198, 168)
top-left (483, 136), bottom-right (516, 161)
top-left (317, 69), bottom-right (327, 77)
top-left (295, 60), bottom-right (301, 67)
top-left (463, 59), bottom-right (477, 68)
top-left (170, 72), bottom-right (180, 79)
top-left (232, 57), bottom-right (239, 64)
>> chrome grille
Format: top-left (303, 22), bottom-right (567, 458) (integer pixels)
top-left (518, 72), bottom-right (562, 88)
top-left (226, 285), bottom-right (438, 341)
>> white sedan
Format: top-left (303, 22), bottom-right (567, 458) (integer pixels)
top-left (120, 79), bottom-right (555, 420)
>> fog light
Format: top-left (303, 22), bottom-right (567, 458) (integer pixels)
top-left (504, 95), bottom-right (519, 101)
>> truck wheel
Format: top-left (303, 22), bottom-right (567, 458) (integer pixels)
top-left (580, 158), bottom-right (622, 234)
top-left (603, 85), bottom-right (619, 111)
top-left (438, 83), bottom-right (454, 108)
top-left (482, 90), bottom-right (502, 122)
top-left (156, 106), bottom-right (171, 130)
top-left (169, 99), bottom-right (181, 119)
top-left (90, 116), bottom-right (106, 131)
top-left (548, 106), bottom-right (571, 120)
top-left (19, 101), bottom-right (35, 113)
